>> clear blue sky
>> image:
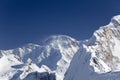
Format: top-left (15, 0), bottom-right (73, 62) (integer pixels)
top-left (0, 0), bottom-right (120, 49)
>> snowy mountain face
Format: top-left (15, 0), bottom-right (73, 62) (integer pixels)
top-left (64, 15), bottom-right (120, 80)
top-left (0, 35), bottom-right (79, 80)
top-left (1, 15), bottom-right (120, 80)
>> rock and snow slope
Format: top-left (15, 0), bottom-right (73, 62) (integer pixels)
top-left (1, 15), bottom-right (120, 80)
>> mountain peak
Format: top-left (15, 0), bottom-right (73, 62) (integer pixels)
top-left (111, 15), bottom-right (120, 27)
top-left (45, 35), bottom-right (79, 50)
top-left (0, 34), bottom-right (80, 80)
top-left (64, 15), bottom-right (120, 80)
top-left (45, 35), bottom-right (77, 44)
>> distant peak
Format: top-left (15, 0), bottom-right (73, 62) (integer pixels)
top-left (44, 35), bottom-right (79, 50)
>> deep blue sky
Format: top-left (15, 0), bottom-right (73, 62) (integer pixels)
top-left (0, 0), bottom-right (120, 49)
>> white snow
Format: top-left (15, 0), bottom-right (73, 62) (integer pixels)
top-left (0, 54), bottom-right (22, 80)
top-left (112, 37), bottom-right (120, 58)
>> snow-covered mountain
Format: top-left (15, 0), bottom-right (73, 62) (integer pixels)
top-left (1, 15), bottom-right (120, 80)
top-left (0, 35), bottom-right (79, 80)
top-left (64, 15), bottom-right (120, 80)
